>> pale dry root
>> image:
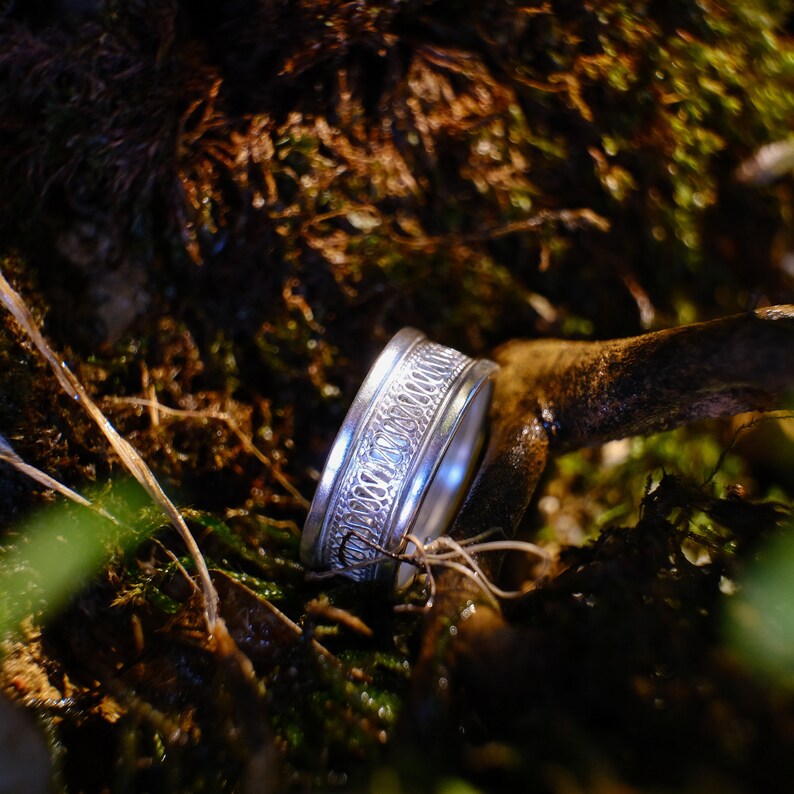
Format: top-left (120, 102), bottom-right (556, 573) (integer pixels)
top-left (411, 305), bottom-right (794, 732)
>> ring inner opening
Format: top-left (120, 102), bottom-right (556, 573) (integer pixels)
top-left (395, 380), bottom-right (493, 589)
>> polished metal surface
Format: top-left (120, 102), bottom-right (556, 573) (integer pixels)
top-left (300, 328), bottom-right (498, 588)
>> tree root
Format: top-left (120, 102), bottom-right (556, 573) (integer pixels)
top-left (411, 305), bottom-right (794, 731)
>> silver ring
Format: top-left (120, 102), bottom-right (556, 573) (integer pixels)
top-left (301, 328), bottom-right (498, 589)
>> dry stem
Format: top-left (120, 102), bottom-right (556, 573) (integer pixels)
top-left (0, 269), bottom-right (220, 631)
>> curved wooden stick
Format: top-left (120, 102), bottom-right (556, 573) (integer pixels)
top-left (496, 305), bottom-right (794, 452)
top-left (411, 306), bottom-right (794, 727)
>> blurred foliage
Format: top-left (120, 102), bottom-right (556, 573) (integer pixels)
top-left (0, 0), bottom-right (792, 792)
top-left (0, 481), bottom-right (151, 638)
top-left (725, 515), bottom-right (794, 688)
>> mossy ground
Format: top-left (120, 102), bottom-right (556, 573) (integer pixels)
top-left (0, 1), bottom-right (793, 791)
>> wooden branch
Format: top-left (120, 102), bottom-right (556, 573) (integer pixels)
top-left (494, 305), bottom-right (794, 452)
top-left (411, 305), bottom-right (794, 731)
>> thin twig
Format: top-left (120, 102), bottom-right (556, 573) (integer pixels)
top-left (0, 433), bottom-right (200, 598)
top-left (0, 270), bottom-right (220, 631)
top-left (0, 434), bottom-right (115, 520)
top-left (104, 397), bottom-right (309, 508)
top-left (705, 410), bottom-right (794, 486)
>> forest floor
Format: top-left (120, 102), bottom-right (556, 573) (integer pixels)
top-left (0, 2), bottom-right (793, 792)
